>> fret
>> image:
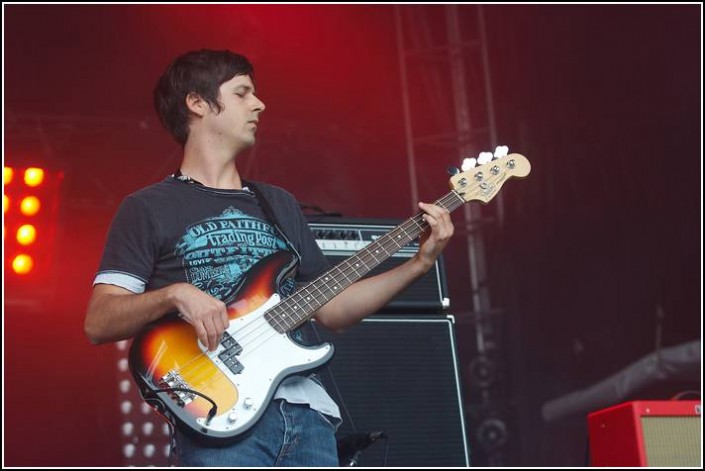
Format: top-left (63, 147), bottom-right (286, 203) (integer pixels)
top-left (392, 228), bottom-right (408, 246)
top-left (299, 287), bottom-right (318, 309)
top-left (344, 259), bottom-right (363, 278)
top-left (301, 291), bottom-right (324, 313)
top-left (351, 257), bottom-right (368, 273)
top-left (337, 260), bottom-right (357, 283)
top-left (409, 217), bottom-right (426, 232)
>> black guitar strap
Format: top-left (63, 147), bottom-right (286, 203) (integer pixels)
top-left (242, 179), bottom-right (302, 264)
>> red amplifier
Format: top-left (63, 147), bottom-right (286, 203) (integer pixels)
top-left (588, 400), bottom-right (701, 466)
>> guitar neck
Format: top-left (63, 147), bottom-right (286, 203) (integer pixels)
top-left (265, 190), bottom-right (466, 333)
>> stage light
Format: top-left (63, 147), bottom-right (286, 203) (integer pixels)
top-left (117, 340), bottom-right (173, 466)
top-left (20, 196), bottom-right (41, 216)
top-left (122, 422), bottom-right (134, 436)
top-left (5, 166), bottom-right (62, 299)
top-left (16, 224), bottom-right (37, 246)
top-left (12, 254), bottom-right (34, 275)
top-left (24, 167), bottom-right (45, 187)
top-left (4, 167), bottom-right (14, 185)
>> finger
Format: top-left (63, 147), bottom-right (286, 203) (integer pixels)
top-left (423, 214), bottom-right (453, 243)
top-left (423, 213), bottom-right (438, 227)
top-left (419, 201), bottom-right (450, 217)
top-left (213, 301), bottom-right (230, 335)
top-left (203, 316), bottom-right (221, 351)
top-left (420, 203), bottom-right (453, 233)
top-left (194, 322), bottom-right (209, 351)
top-left (220, 308), bottom-right (230, 332)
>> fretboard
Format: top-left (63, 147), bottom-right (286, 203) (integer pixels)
top-left (265, 190), bottom-right (466, 333)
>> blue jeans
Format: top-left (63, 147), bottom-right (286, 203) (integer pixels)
top-left (176, 399), bottom-right (340, 467)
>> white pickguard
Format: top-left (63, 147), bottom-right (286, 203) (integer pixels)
top-left (196, 293), bottom-right (332, 436)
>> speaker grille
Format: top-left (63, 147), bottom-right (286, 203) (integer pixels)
top-left (316, 316), bottom-right (469, 467)
top-left (642, 416), bottom-right (701, 467)
top-left (588, 400), bottom-right (702, 466)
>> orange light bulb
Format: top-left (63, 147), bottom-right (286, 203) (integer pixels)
top-left (24, 168), bottom-right (45, 187)
top-left (12, 254), bottom-right (34, 275)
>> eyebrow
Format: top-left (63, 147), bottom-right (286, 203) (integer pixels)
top-left (234, 85), bottom-right (255, 94)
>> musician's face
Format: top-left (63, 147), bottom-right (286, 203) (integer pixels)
top-left (203, 74), bottom-right (266, 152)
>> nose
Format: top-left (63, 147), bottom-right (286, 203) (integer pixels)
top-left (254, 95), bottom-right (265, 113)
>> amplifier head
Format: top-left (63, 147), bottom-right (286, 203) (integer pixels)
top-left (307, 217), bottom-right (449, 312)
top-left (588, 400), bottom-right (701, 467)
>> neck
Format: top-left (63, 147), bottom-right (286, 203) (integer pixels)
top-left (181, 138), bottom-right (244, 190)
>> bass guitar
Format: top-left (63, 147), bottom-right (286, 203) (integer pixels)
top-left (129, 150), bottom-right (531, 444)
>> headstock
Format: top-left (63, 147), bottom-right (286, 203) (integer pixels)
top-left (449, 147), bottom-right (531, 203)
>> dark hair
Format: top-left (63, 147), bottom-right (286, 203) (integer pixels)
top-left (153, 49), bottom-right (254, 146)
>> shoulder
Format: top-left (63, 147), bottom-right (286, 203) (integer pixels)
top-left (128, 177), bottom-right (179, 200)
top-left (122, 177), bottom-right (184, 208)
top-left (109, 178), bottom-right (185, 223)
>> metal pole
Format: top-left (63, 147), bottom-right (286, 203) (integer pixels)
top-left (394, 5), bottom-right (420, 213)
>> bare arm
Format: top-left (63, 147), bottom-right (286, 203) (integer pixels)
top-left (84, 282), bottom-right (229, 351)
top-left (314, 202), bottom-right (454, 332)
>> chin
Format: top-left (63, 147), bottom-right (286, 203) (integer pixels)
top-left (237, 136), bottom-right (256, 151)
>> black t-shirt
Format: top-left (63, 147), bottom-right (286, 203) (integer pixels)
top-left (95, 176), bottom-right (329, 298)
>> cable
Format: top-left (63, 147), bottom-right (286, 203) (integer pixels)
top-left (165, 418), bottom-right (176, 467)
top-left (152, 387), bottom-right (218, 425)
top-left (381, 434), bottom-right (390, 467)
top-left (337, 432), bottom-right (388, 467)
top-left (671, 390), bottom-right (701, 400)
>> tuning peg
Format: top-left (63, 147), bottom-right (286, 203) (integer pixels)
top-left (477, 152), bottom-right (493, 165)
top-left (461, 158), bottom-right (477, 171)
top-left (493, 145), bottom-right (509, 158)
top-left (447, 166), bottom-right (460, 176)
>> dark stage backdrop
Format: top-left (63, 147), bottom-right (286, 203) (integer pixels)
top-left (4, 4), bottom-right (700, 466)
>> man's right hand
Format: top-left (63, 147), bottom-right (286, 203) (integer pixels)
top-left (169, 283), bottom-right (230, 351)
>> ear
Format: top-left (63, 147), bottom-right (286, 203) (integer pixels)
top-left (185, 92), bottom-right (208, 117)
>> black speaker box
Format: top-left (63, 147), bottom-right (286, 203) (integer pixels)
top-left (314, 315), bottom-right (470, 467)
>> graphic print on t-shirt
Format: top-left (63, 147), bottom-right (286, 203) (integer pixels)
top-left (175, 206), bottom-right (288, 301)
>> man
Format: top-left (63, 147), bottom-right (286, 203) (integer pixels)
top-left (85, 49), bottom-right (453, 466)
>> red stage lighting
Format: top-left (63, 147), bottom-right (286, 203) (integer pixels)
top-left (20, 196), bottom-right (41, 216)
top-left (12, 254), bottom-right (34, 275)
top-left (4, 166), bottom-right (14, 185)
top-left (5, 165), bottom-right (63, 303)
top-left (24, 167), bottom-right (45, 187)
top-left (16, 224), bottom-right (37, 246)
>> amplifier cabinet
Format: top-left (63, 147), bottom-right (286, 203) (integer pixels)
top-left (314, 315), bottom-right (470, 467)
